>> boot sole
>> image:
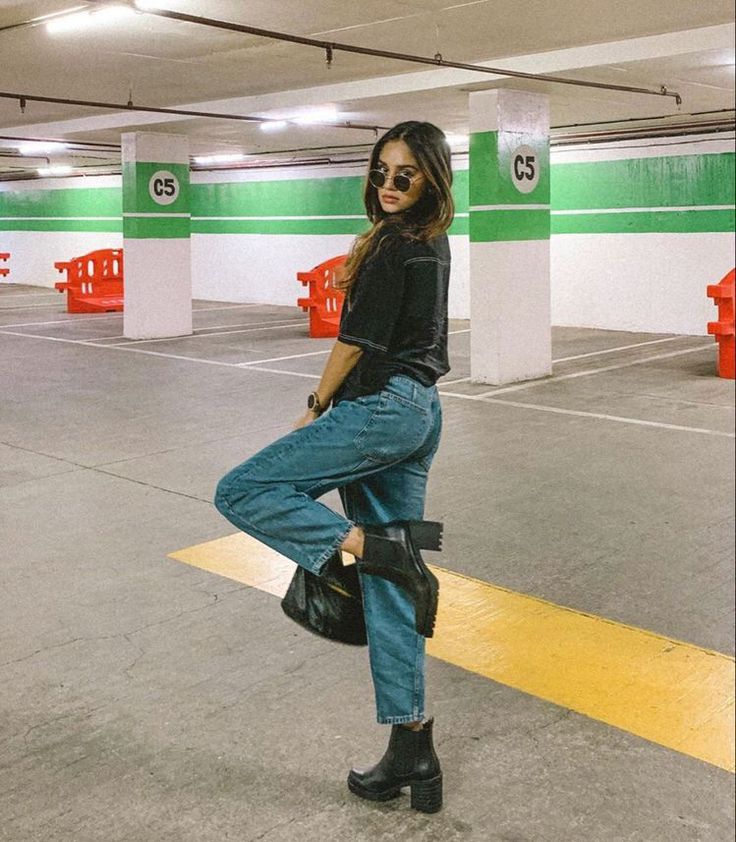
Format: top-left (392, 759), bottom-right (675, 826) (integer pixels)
top-left (347, 774), bottom-right (443, 813)
top-left (407, 521), bottom-right (441, 637)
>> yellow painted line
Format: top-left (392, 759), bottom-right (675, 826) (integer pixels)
top-left (169, 533), bottom-right (735, 773)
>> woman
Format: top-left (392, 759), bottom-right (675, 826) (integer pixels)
top-left (215, 121), bottom-right (454, 814)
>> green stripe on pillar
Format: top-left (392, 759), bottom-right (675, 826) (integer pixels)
top-left (470, 209), bottom-right (551, 242)
top-left (469, 131), bottom-right (499, 207)
top-left (123, 159), bottom-right (190, 239)
top-left (124, 216), bottom-right (190, 238)
top-left (123, 162), bottom-right (190, 216)
top-left (470, 130), bottom-right (550, 206)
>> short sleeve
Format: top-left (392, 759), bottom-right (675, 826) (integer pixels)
top-left (338, 242), bottom-right (405, 353)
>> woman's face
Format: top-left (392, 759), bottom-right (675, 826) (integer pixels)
top-left (375, 139), bottom-right (426, 215)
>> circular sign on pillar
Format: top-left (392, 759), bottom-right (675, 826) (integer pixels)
top-left (510, 145), bottom-right (541, 194)
top-left (148, 170), bottom-right (180, 206)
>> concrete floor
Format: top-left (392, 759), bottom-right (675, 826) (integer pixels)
top-left (0, 284), bottom-right (734, 842)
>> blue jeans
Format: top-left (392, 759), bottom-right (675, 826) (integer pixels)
top-left (214, 375), bottom-right (443, 724)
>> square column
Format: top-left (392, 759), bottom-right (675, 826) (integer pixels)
top-left (469, 89), bottom-right (551, 384)
top-left (122, 132), bottom-right (192, 339)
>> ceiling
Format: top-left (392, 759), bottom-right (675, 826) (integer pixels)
top-left (0, 0), bottom-right (733, 178)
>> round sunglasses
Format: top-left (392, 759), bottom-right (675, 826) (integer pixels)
top-left (368, 168), bottom-right (422, 193)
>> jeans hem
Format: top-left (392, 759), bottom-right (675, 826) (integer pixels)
top-left (377, 713), bottom-right (425, 726)
top-left (313, 522), bottom-right (355, 574)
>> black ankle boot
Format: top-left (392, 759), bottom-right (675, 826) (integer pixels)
top-left (357, 520), bottom-right (442, 638)
top-left (347, 719), bottom-right (443, 813)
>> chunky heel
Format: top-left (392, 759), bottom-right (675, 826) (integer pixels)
top-left (406, 520), bottom-right (444, 551)
top-left (410, 773), bottom-right (443, 813)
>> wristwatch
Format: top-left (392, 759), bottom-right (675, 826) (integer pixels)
top-left (307, 391), bottom-right (323, 415)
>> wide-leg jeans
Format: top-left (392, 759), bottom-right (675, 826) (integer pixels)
top-left (214, 375), bottom-right (442, 724)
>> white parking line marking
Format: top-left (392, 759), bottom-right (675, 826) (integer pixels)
top-left (103, 319), bottom-right (305, 346)
top-left (553, 336), bottom-right (683, 363)
top-left (242, 366), bottom-right (321, 380)
top-left (2, 329), bottom-right (728, 436)
top-left (437, 337), bottom-right (688, 386)
top-left (239, 349), bottom-right (330, 366)
top-left (471, 345), bottom-right (714, 397)
top-left (448, 394), bottom-right (734, 438)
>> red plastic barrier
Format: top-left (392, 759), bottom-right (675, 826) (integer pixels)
top-left (707, 268), bottom-right (735, 380)
top-left (297, 254), bottom-right (347, 338)
top-left (0, 252), bottom-right (8, 278)
top-left (55, 249), bottom-right (124, 313)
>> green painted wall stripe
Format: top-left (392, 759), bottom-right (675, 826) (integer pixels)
top-left (552, 209), bottom-right (736, 235)
top-left (192, 175), bottom-right (366, 218)
top-left (192, 217), bottom-right (367, 236)
top-left (0, 187), bottom-right (121, 218)
top-left (190, 215), bottom-right (469, 236)
top-left (3, 211), bottom-right (728, 236)
top-left (551, 153), bottom-right (735, 209)
top-left (124, 216), bottom-right (190, 239)
top-left (0, 218), bottom-right (122, 232)
top-left (1, 153), bottom-right (733, 235)
top-left (470, 209), bottom-right (551, 242)
top-left (1, 209), bottom-right (729, 236)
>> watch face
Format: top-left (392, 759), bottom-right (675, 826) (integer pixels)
top-left (308, 393), bottom-right (317, 410)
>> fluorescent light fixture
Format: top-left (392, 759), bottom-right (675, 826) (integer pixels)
top-left (46, 10), bottom-right (92, 33)
top-left (293, 107), bottom-right (340, 125)
top-left (92, 5), bottom-right (136, 24)
top-left (18, 141), bottom-right (70, 155)
top-left (37, 165), bottom-right (73, 176)
top-left (46, 4), bottom-right (134, 34)
top-left (193, 153), bottom-right (247, 165)
top-left (260, 120), bottom-right (289, 133)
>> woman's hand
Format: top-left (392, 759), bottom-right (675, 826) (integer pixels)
top-left (293, 409), bottom-right (320, 430)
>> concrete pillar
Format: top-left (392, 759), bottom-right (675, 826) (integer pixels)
top-left (469, 89), bottom-right (551, 384)
top-left (122, 132), bottom-right (192, 339)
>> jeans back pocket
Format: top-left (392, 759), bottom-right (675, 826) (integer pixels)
top-left (353, 389), bottom-right (432, 463)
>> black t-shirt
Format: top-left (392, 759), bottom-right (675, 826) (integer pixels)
top-left (334, 231), bottom-right (451, 403)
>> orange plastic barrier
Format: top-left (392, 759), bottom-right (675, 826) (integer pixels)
top-left (297, 254), bottom-right (347, 338)
top-left (0, 252), bottom-right (8, 278)
top-left (706, 268), bottom-right (735, 380)
top-left (55, 249), bottom-right (124, 313)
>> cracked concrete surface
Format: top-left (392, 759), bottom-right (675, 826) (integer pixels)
top-left (1, 295), bottom-right (734, 841)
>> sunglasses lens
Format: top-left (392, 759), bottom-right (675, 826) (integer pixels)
top-left (369, 170), bottom-right (387, 188)
top-left (393, 174), bottom-right (411, 192)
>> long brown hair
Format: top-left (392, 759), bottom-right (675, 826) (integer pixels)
top-left (337, 121), bottom-right (454, 294)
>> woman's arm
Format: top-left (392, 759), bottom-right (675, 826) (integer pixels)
top-left (294, 339), bottom-right (363, 428)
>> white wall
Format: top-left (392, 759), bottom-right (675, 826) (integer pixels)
top-left (551, 233), bottom-right (734, 335)
top-left (0, 229), bottom-right (123, 288)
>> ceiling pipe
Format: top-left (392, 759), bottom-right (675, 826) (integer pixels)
top-left (115, 1), bottom-right (683, 105)
top-left (0, 134), bottom-right (120, 150)
top-left (3, 110), bottom-right (730, 166)
top-left (0, 90), bottom-right (387, 134)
